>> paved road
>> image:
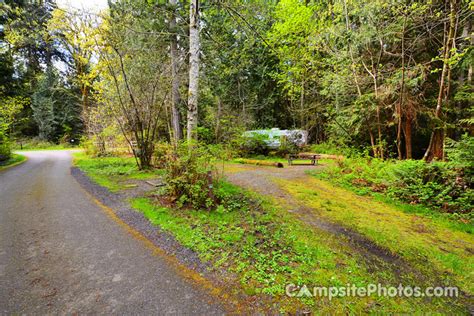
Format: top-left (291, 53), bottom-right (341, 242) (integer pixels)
top-left (0, 151), bottom-right (224, 314)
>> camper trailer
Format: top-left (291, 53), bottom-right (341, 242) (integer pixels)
top-left (242, 128), bottom-right (308, 149)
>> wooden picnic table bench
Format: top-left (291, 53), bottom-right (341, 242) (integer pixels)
top-left (288, 153), bottom-right (321, 166)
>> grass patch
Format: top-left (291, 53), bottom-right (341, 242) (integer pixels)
top-left (131, 181), bottom-right (466, 313)
top-left (72, 152), bottom-right (163, 192)
top-left (13, 139), bottom-right (77, 151)
top-left (277, 176), bottom-right (474, 296)
top-left (0, 153), bottom-right (26, 170)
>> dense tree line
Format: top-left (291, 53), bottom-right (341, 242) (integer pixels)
top-left (0, 0), bottom-right (472, 164)
top-left (0, 0), bottom-right (85, 160)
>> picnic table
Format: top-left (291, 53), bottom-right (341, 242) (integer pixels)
top-left (288, 153), bottom-right (321, 166)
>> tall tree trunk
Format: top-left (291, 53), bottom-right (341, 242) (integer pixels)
top-left (397, 14), bottom-right (407, 160)
top-left (343, 0), bottom-right (362, 97)
top-left (215, 96), bottom-right (222, 142)
top-left (300, 77), bottom-right (305, 128)
top-left (424, 0), bottom-right (458, 161)
top-left (81, 82), bottom-right (89, 130)
top-left (403, 116), bottom-right (413, 159)
top-left (369, 129), bottom-right (377, 157)
top-left (170, 0), bottom-right (182, 145)
top-left (186, 0), bottom-right (200, 142)
top-left (362, 58), bottom-right (383, 159)
top-left (459, 19), bottom-right (471, 85)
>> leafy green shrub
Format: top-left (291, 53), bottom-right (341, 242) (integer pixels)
top-left (446, 134), bottom-right (474, 180)
top-left (163, 142), bottom-right (219, 210)
top-left (153, 141), bottom-right (172, 168)
top-left (81, 136), bottom-right (99, 156)
top-left (311, 141), bottom-right (365, 157)
top-left (197, 126), bottom-right (214, 144)
top-left (0, 130), bottom-right (11, 162)
top-left (0, 95), bottom-right (25, 160)
top-left (317, 154), bottom-right (473, 217)
top-left (239, 133), bottom-right (270, 157)
top-left (12, 137), bottom-right (74, 150)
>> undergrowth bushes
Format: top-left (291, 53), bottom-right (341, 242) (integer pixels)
top-left (160, 141), bottom-right (266, 210)
top-left (161, 142), bottom-right (221, 209)
top-left (0, 131), bottom-right (10, 162)
top-left (317, 157), bottom-right (473, 219)
top-left (239, 133), bottom-right (270, 157)
top-left (13, 137), bottom-right (77, 150)
top-left (313, 136), bottom-right (473, 218)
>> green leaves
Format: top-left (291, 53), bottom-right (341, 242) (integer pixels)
top-left (0, 94), bottom-right (27, 160)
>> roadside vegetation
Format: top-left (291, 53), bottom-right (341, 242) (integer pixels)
top-left (278, 177), bottom-right (473, 294)
top-left (311, 139), bottom-right (473, 222)
top-left (73, 152), bottom-right (163, 192)
top-left (0, 153), bottom-right (26, 170)
top-left (12, 138), bottom-right (79, 151)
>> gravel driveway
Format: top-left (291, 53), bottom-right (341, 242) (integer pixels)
top-left (0, 150), bottom-right (224, 314)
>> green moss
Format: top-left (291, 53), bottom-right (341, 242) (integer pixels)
top-left (277, 177), bottom-right (474, 295)
top-left (130, 182), bottom-right (465, 314)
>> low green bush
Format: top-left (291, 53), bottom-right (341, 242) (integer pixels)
top-left (0, 130), bottom-right (11, 162)
top-left (274, 135), bottom-right (299, 157)
top-left (13, 138), bottom-right (75, 150)
top-left (311, 141), bottom-right (366, 157)
top-left (161, 142), bottom-right (244, 210)
top-left (163, 142), bottom-right (219, 210)
top-left (315, 138), bottom-right (473, 218)
top-left (238, 133), bottom-right (270, 157)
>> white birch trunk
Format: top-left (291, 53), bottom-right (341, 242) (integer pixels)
top-left (186, 0), bottom-right (199, 142)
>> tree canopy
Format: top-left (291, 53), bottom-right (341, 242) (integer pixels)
top-left (0, 0), bottom-right (472, 164)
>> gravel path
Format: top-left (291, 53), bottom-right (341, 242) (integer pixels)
top-left (225, 163), bottom-right (427, 276)
top-left (0, 150), bottom-right (225, 314)
top-left (225, 162), bottom-right (472, 312)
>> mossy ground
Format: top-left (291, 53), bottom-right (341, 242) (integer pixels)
top-left (74, 154), bottom-right (472, 313)
top-left (278, 177), bottom-right (474, 295)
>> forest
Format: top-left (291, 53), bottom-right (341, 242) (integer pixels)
top-left (0, 0), bottom-right (473, 314)
top-left (0, 0), bottom-right (472, 158)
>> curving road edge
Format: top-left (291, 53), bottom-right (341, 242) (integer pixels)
top-left (0, 150), bottom-right (225, 314)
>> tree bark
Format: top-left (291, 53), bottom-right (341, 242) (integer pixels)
top-left (343, 0), bottom-right (362, 98)
top-left (215, 96), bottom-right (222, 142)
top-left (403, 116), bottom-right (413, 159)
top-left (186, 0), bottom-right (200, 142)
top-left (361, 57), bottom-right (383, 159)
top-left (300, 76), bottom-right (305, 128)
top-left (170, 0), bottom-right (182, 145)
top-left (424, 0), bottom-right (458, 161)
top-left (397, 14), bottom-right (407, 160)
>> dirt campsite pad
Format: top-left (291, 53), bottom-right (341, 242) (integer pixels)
top-left (224, 162), bottom-right (474, 310)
